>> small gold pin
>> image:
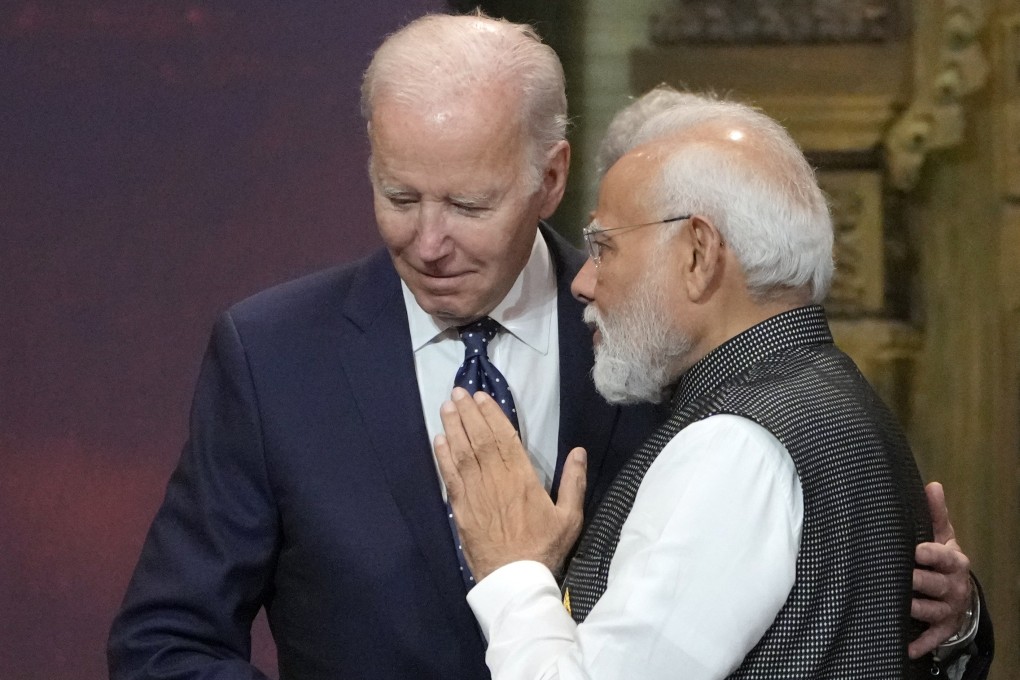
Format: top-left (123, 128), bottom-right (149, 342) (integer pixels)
top-left (562, 587), bottom-right (572, 616)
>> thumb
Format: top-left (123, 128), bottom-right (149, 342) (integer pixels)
top-left (556, 447), bottom-right (588, 529)
top-left (925, 481), bottom-right (956, 545)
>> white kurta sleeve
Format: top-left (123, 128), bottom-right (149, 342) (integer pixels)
top-left (467, 414), bottom-right (803, 680)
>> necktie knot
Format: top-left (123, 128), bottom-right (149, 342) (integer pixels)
top-left (458, 317), bottom-right (500, 357)
top-left (454, 316), bottom-right (516, 425)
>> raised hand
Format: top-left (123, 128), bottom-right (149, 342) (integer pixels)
top-left (434, 388), bottom-right (587, 581)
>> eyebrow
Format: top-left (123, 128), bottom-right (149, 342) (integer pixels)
top-left (448, 193), bottom-right (496, 207)
top-left (377, 183), bottom-right (495, 201)
top-left (379, 185), bottom-right (417, 199)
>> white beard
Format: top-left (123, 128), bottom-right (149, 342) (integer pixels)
top-left (584, 268), bottom-right (693, 405)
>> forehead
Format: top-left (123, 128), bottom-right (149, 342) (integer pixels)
top-left (369, 93), bottom-right (530, 189)
top-left (595, 150), bottom-right (658, 224)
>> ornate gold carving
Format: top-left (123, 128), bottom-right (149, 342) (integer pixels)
top-left (883, 0), bottom-right (989, 191)
top-left (818, 171), bottom-right (886, 317)
top-left (649, 0), bottom-right (904, 45)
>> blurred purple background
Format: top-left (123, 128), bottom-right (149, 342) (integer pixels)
top-left (0, 2), bottom-right (443, 677)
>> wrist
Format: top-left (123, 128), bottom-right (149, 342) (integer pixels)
top-left (933, 575), bottom-right (980, 662)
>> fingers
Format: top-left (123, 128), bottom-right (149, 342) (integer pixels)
top-left (450, 388), bottom-right (497, 453)
top-left (925, 481), bottom-right (955, 545)
top-left (437, 388), bottom-right (524, 476)
top-left (471, 391), bottom-right (525, 468)
top-left (438, 393), bottom-right (481, 481)
top-left (911, 542), bottom-right (975, 657)
top-left (910, 583), bottom-right (953, 623)
top-left (556, 448), bottom-right (587, 528)
top-left (915, 541), bottom-right (970, 576)
top-left (908, 623), bottom-right (954, 659)
top-left (913, 546), bottom-right (972, 615)
top-left (434, 436), bottom-right (467, 509)
top-left (913, 563), bottom-right (948, 601)
top-left (434, 433), bottom-right (463, 501)
top-left (543, 447), bottom-right (587, 576)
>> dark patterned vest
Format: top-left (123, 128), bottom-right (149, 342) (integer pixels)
top-left (562, 306), bottom-right (933, 678)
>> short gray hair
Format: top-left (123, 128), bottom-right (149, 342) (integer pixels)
top-left (620, 93), bottom-right (834, 303)
top-left (361, 13), bottom-right (568, 182)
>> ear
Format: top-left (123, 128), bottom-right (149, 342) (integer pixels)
top-left (538, 140), bottom-right (571, 219)
top-left (683, 216), bottom-right (725, 301)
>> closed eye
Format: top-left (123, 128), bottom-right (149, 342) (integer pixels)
top-left (384, 193), bottom-right (419, 209)
top-left (451, 202), bottom-right (490, 216)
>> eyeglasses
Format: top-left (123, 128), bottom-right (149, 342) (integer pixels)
top-left (582, 215), bottom-right (691, 267)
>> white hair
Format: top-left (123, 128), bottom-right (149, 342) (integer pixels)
top-left (361, 13), bottom-right (567, 183)
top-left (596, 84), bottom-right (703, 178)
top-left (604, 92), bottom-right (834, 303)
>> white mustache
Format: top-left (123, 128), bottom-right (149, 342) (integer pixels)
top-left (582, 304), bottom-right (601, 331)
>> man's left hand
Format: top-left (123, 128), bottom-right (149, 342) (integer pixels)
top-left (435, 388), bottom-right (587, 581)
top-left (909, 481), bottom-right (974, 659)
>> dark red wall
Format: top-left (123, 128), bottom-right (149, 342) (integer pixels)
top-left (0, 2), bottom-right (441, 677)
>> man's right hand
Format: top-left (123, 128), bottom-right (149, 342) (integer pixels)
top-left (435, 388), bottom-right (587, 580)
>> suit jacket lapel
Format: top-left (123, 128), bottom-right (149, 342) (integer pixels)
top-left (334, 251), bottom-right (480, 638)
top-left (332, 229), bottom-right (621, 607)
top-left (542, 225), bottom-right (619, 508)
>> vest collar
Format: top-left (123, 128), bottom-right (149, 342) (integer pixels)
top-left (671, 305), bottom-right (833, 410)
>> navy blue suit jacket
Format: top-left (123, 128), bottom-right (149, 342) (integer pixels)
top-left (108, 227), bottom-right (663, 679)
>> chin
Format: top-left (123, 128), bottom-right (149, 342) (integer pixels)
top-left (432, 309), bottom-right (476, 325)
top-left (422, 299), bottom-right (490, 326)
top-left (592, 354), bottom-right (674, 405)
top-left (594, 383), bottom-right (670, 406)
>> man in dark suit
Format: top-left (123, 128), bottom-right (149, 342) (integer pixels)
top-left (108, 13), bottom-right (985, 680)
top-left (107, 14), bottom-right (661, 680)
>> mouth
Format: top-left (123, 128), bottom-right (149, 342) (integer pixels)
top-left (583, 318), bottom-right (603, 348)
top-left (582, 305), bottom-right (602, 343)
top-left (414, 268), bottom-right (472, 291)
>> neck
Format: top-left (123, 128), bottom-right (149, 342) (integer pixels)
top-left (678, 291), bottom-right (810, 376)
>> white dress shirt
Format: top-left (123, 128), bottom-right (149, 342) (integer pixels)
top-left (466, 414), bottom-right (805, 680)
top-left (402, 229), bottom-right (561, 496)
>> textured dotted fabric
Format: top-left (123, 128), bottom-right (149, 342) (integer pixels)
top-left (455, 317), bottom-right (520, 430)
top-left (562, 306), bottom-right (934, 678)
top-left (448, 316), bottom-right (520, 590)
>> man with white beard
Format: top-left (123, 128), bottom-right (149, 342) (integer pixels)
top-left (591, 85), bottom-right (990, 673)
top-left (582, 256), bottom-right (694, 404)
top-left (435, 95), bottom-right (952, 679)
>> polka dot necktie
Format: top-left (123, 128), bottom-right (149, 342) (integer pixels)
top-left (447, 316), bottom-right (519, 589)
top-left (454, 316), bottom-right (519, 429)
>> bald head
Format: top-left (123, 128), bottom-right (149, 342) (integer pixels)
top-left (361, 13), bottom-right (567, 172)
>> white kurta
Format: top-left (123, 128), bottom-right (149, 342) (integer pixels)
top-left (467, 414), bottom-right (804, 680)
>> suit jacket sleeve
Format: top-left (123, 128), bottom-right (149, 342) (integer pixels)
top-left (108, 311), bottom-right (277, 680)
top-left (959, 576), bottom-right (994, 680)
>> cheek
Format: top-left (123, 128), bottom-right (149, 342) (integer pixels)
top-left (450, 230), bottom-right (499, 267)
top-left (593, 269), bottom-right (633, 312)
top-left (375, 211), bottom-right (415, 253)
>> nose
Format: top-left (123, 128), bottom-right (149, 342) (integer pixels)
top-left (416, 203), bottom-right (452, 263)
top-left (571, 257), bottom-right (596, 303)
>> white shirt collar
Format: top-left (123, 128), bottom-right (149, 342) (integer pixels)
top-left (401, 228), bottom-right (557, 355)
